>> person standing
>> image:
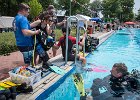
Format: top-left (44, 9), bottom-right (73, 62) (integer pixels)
top-left (13, 3), bottom-right (40, 66)
top-left (47, 5), bottom-right (66, 57)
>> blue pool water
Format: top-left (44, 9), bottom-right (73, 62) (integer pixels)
top-left (37, 28), bottom-right (140, 100)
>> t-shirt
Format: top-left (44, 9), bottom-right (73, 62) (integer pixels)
top-left (13, 14), bottom-right (33, 46)
top-left (57, 36), bottom-right (80, 58)
top-left (57, 36), bottom-right (76, 47)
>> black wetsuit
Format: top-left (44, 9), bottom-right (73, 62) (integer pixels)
top-left (90, 75), bottom-right (140, 100)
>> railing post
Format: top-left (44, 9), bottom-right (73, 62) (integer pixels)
top-left (65, 16), bottom-right (79, 65)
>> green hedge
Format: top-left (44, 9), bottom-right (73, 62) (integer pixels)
top-left (0, 32), bottom-right (18, 56)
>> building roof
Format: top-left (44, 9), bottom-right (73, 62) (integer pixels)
top-left (0, 16), bottom-right (14, 28)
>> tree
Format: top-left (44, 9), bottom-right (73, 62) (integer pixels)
top-left (90, 0), bottom-right (103, 17)
top-left (57, 0), bottom-right (89, 16)
top-left (39, 0), bottom-right (55, 10)
top-left (102, 0), bottom-right (122, 18)
top-left (135, 9), bottom-right (140, 21)
top-left (0, 0), bottom-right (18, 16)
top-left (102, 0), bottom-right (134, 22)
top-left (120, 0), bottom-right (134, 21)
top-left (28, 0), bottom-right (43, 20)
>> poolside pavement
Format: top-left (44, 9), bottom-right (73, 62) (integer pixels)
top-left (0, 31), bottom-right (107, 81)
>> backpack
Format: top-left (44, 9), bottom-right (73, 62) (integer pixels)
top-left (36, 30), bottom-right (55, 51)
top-left (85, 35), bottom-right (99, 52)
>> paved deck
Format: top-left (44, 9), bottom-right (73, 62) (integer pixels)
top-left (0, 30), bottom-right (114, 100)
top-left (0, 31), bottom-right (108, 81)
top-left (17, 31), bottom-right (113, 100)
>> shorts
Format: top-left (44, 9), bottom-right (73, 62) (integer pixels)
top-left (50, 32), bottom-right (56, 42)
top-left (36, 44), bottom-right (46, 57)
top-left (18, 46), bottom-right (33, 64)
top-left (21, 50), bottom-right (33, 64)
top-left (64, 54), bottom-right (79, 61)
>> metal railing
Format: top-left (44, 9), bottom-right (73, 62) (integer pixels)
top-left (65, 16), bottom-right (79, 64)
top-left (79, 26), bottom-right (86, 57)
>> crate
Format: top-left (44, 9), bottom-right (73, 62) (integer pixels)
top-left (9, 69), bottom-right (41, 86)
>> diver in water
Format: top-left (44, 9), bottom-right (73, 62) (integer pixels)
top-left (84, 63), bottom-right (140, 100)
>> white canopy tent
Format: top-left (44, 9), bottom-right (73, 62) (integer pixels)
top-left (76, 14), bottom-right (96, 29)
top-left (0, 16), bottom-right (14, 28)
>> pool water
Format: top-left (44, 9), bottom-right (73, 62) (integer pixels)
top-left (38, 28), bottom-right (140, 100)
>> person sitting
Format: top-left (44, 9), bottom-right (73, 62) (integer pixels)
top-left (53, 27), bottom-right (86, 66)
top-left (87, 25), bottom-right (93, 34)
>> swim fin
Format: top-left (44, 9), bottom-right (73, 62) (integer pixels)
top-left (49, 65), bottom-right (66, 75)
top-left (0, 82), bottom-right (11, 88)
top-left (0, 86), bottom-right (5, 90)
top-left (72, 73), bottom-right (85, 96)
top-left (3, 81), bottom-right (19, 87)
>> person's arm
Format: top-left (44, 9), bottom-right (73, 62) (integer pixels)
top-left (20, 18), bottom-right (40, 36)
top-left (79, 33), bottom-right (86, 46)
top-left (46, 24), bottom-right (53, 35)
top-left (56, 20), bottom-right (66, 26)
top-left (53, 38), bottom-right (62, 50)
top-left (53, 44), bottom-right (60, 50)
top-left (30, 20), bottom-right (41, 28)
top-left (22, 29), bottom-right (40, 36)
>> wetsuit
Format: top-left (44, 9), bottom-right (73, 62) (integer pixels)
top-left (90, 75), bottom-right (140, 100)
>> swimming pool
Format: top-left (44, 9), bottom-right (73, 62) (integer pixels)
top-left (37, 28), bottom-right (140, 100)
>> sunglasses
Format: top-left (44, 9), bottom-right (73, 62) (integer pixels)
top-left (49, 19), bottom-right (53, 22)
top-left (25, 8), bottom-right (30, 13)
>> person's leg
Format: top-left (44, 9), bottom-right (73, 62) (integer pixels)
top-left (68, 54), bottom-right (86, 67)
top-left (77, 54), bottom-right (86, 66)
top-left (33, 52), bottom-right (38, 65)
top-left (21, 50), bottom-right (33, 67)
top-left (52, 46), bottom-right (57, 57)
top-left (36, 44), bottom-right (50, 69)
top-left (50, 32), bottom-right (56, 57)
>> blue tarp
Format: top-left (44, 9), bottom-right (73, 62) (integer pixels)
top-left (90, 17), bottom-right (102, 22)
top-left (78, 21), bottom-right (84, 27)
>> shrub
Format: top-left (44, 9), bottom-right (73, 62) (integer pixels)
top-left (0, 28), bottom-right (81, 55)
top-left (0, 32), bottom-right (18, 56)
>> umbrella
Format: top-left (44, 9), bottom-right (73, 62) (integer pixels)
top-left (124, 21), bottom-right (136, 25)
top-left (90, 17), bottom-right (102, 22)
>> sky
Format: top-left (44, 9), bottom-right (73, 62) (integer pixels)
top-left (133, 0), bottom-right (139, 14)
top-left (90, 0), bottom-right (140, 14)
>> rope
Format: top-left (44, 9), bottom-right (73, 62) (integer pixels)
top-left (32, 35), bottom-right (36, 67)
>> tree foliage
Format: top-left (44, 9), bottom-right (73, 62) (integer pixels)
top-left (39, 0), bottom-right (55, 10)
top-left (0, 0), bottom-right (18, 16)
top-left (120, 0), bottom-right (134, 21)
top-left (0, 0), bottom-right (136, 22)
top-left (57, 0), bottom-right (89, 16)
top-left (28, 0), bottom-right (43, 19)
top-left (102, 0), bottom-right (134, 22)
top-left (136, 9), bottom-right (140, 21)
top-left (90, 0), bottom-right (102, 17)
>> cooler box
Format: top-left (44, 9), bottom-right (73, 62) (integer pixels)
top-left (9, 68), bottom-right (41, 86)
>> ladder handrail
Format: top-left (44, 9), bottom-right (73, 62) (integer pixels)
top-left (79, 27), bottom-right (86, 57)
top-left (65, 16), bottom-right (79, 65)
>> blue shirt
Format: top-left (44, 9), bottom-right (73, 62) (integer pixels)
top-left (13, 14), bottom-right (33, 46)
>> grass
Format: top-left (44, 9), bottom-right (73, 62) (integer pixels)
top-left (0, 32), bottom-right (18, 55)
top-left (0, 32), bottom-right (16, 45)
top-left (0, 28), bottom-right (84, 55)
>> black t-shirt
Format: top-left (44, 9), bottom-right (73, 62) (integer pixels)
top-left (35, 24), bottom-right (54, 51)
